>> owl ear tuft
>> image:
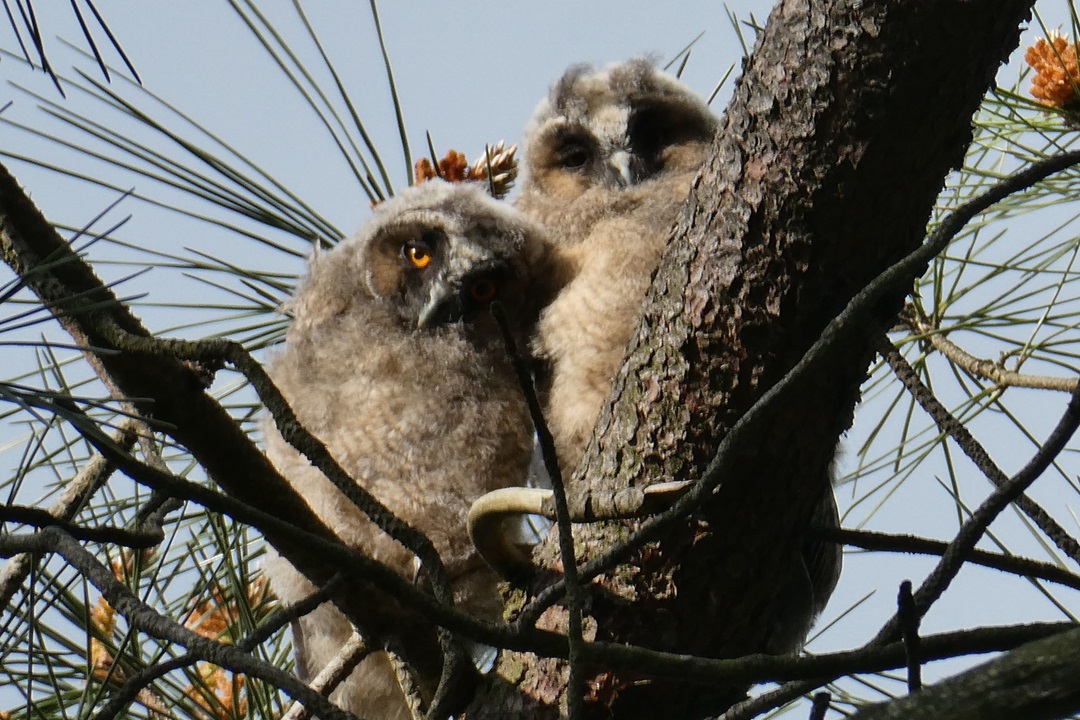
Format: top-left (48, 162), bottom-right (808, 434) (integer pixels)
top-left (287, 245), bottom-right (358, 332)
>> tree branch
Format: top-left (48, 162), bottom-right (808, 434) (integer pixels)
top-left (850, 626), bottom-right (1080, 720)
top-left (878, 335), bottom-right (1080, 567)
top-left (0, 528), bottom-right (358, 720)
top-left (904, 307), bottom-right (1078, 393)
top-left (90, 574), bottom-right (349, 720)
top-left (821, 527), bottom-right (1080, 592)
top-left (0, 417), bottom-right (137, 606)
top-left (873, 380), bottom-right (1080, 643)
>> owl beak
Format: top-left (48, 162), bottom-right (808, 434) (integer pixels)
top-left (417, 284), bottom-right (461, 329)
top-left (608, 150), bottom-right (635, 187)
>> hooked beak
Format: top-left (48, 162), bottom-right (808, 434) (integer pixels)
top-left (416, 283), bottom-right (461, 329)
top-left (608, 150), bottom-right (635, 187)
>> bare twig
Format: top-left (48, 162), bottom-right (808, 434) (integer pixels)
top-left (809, 691), bottom-right (831, 720)
top-left (904, 307), bottom-right (1078, 392)
top-left (576, 621), bottom-right (1075, 688)
top-left (878, 336), bottom-right (1080, 567)
top-left (492, 301), bottom-right (586, 720)
top-left (388, 648), bottom-right (427, 720)
top-left (1, 528), bottom-right (359, 720)
top-left (897, 581), bottom-right (921, 692)
top-left (819, 527), bottom-right (1080, 591)
top-left (0, 502), bottom-right (164, 547)
top-left (282, 631), bottom-right (371, 720)
top-left (0, 418), bottom-right (137, 606)
top-left (872, 380), bottom-right (1080, 644)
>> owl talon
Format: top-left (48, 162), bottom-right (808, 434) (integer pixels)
top-left (468, 480), bottom-right (694, 580)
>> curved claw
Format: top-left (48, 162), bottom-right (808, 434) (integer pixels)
top-left (468, 487), bottom-right (551, 579)
top-left (468, 480), bottom-right (695, 580)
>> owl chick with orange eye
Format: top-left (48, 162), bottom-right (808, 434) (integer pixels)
top-left (262, 180), bottom-right (550, 719)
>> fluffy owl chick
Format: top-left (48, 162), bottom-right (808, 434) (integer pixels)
top-left (517, 59), bottom-right (719, 475)
top-left (262, 180), bottom-right (549, 719)
top-left (519, 60), bottom-right (841, 654)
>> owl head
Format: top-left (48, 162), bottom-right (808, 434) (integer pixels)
top-left (291, 180), bottom-right (550, 336)
top-left (519, 58), bottom-right (718, 204)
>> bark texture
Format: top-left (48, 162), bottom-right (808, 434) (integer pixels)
top-left (484, 0), bottom-right (1038, 717)
top-left (850, 626), bottom-right (1080, 720)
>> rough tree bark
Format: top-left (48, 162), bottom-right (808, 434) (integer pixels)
top-left (851, 625), bottom-right (1080, 720)
top-left (481, 0), bottom-right (1043, 717)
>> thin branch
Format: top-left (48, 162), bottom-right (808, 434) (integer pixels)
top-left (387, 648), bottom-right (427, 720)
top-left (820, 527), bottom-right (1080, 591)
top-left (809, 692), bottom-right (831, 720)
top-left (720, 681), bottom-right (827, 720)
top-left (0, 502), bottom-right (164, 547)
top-left (873, 380), bottom-right (1080, 644)
top-left (897, 581), bottom-right (921, 693)
top-left (0, 528), bottom-right (359, 720)
top-left (576, 621), bottom-right (1076, 689)
top-left (904, 307), bottom-right (1078, 392)
top-left (0, 417), bottom-right (137, 606)
top-left (92, 574), bottom-right (349, 720)
top-left (492, 302), bottom-right (586, 720)
top-left (282, 631), bottom-right (371, 720)
top-left (878, 336), bottom-right (1080, 567)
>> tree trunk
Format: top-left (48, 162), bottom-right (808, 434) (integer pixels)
top-left (479, 0), bottom-right (1038, 717)
top-left (851, 626), bottom-right (1080, 720)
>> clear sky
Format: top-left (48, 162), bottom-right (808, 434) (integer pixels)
top-left (1, 2), bottom-right (1078, 716)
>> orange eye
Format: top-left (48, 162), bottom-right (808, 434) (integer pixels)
top-left (469, 279), bottom-right (498, 303)
top-left (404, 244), bottom-right (431, 269)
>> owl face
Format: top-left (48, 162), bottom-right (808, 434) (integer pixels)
top-left (521, 59), bottom-right (718, 203)
top-left (292, 181), bottom-right (548, 336)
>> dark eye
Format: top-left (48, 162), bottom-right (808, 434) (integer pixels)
top-left (552, 126), bottom-right (596, 171)
top-left (557, 141), bottom-right (591, 169)
top-left (403, 243), bottom-right (431, 269)
top-left (628, 108), bottom-right (669, 160)
top-left (629, 105), bottom-right (714, 163)
top-left (468, 279), bottom-right (498, 303)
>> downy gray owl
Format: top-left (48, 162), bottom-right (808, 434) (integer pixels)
top-left (518, 60), bottom-right (840, 653)
top-left (262, 180), bottom-right (549, 719)
top-left (517, 58), bottom-right (719, 476)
